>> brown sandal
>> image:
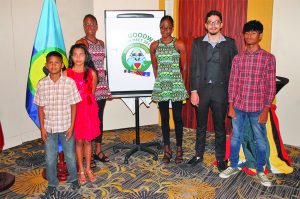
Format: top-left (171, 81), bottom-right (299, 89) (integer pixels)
top-left (162, 150), bottom-right (172, 163)
top-left (86, 169), bottom-right (96, 182)
top-left (175, 146), bottom-right (183, 164)
top-left (78, 171), bottom-right (87, 184)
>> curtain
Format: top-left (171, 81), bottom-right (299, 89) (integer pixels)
top-left (178, 0), bottom-right (248, 131)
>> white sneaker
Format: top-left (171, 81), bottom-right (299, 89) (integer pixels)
top-left (257, 172), bottom-right (272, 187)
top-left (219, 167), bottom-right (240, 178)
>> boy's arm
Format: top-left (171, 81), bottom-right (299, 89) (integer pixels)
top-left (38, 106), bottom-right (47, 142)
top-left (228, 102), bottom-right (236, 119)
top-left (258, 106), bottom-right (270, 124)
top-left (65, 104), bottom-right (76, 142)
top-left (259, 55), bottom-right (276, 124)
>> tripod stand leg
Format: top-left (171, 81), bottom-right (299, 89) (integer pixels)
top-left (140, 146), bottom-right (158, 161)
top-left (143, 141), bottom-right (161, 150)
top-left (124, 146), bottom-right (139, 164)
top-left (113, 143), bottom-right (134, 153)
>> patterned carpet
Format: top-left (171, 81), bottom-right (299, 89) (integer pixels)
top-left (0, 125), bottom-right (299, 198)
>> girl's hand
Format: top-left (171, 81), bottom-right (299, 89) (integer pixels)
top-left (65, 128), bottom-right (73, 142)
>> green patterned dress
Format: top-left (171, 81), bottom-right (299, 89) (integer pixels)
top-left (152, 38), bottom-right (188, 102)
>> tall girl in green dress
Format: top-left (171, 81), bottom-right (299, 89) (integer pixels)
top-left (150, 15), bottom-right (188, 164)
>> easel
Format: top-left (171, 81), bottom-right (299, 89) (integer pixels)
top-left (113, 97), bottom-right (161, 164)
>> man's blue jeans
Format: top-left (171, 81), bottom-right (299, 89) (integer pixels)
top-left (230, 107), bottom-right (267, 172)
top-left (45, 132), bottom-right (77, 187)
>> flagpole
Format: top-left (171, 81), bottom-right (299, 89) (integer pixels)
top-left (53, 0), bottom-right (69, 182)
top-left (26, 0), bottom-right (70, 182)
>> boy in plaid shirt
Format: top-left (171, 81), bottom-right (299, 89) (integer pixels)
top-left (219, 20), bottom-right (276, 187)
top-left (34, 51), bottom-right (82, 196)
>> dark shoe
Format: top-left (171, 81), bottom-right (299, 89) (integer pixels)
top-left (84, 156), bottom-right (97, 168)
top-left (44, 186), bottom-right (56, 196)
top-left (175, 146), bottom-right (183, 164)
top-left (70, 180), bottom-right (81, 191)
top-left (187, 156), bottom-right (203, 167)
top-left (93, 152), bottom-right (110, 162)
top-left (90, 159), bottom-right (97, 168)
top-left (162, 150), bottom-right (172, 163)
top-left (217, 160), bottom-right (228, 172)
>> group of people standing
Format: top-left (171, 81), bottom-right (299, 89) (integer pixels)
top-left (151, 10), bottom-right (275, 188)
top-left (34, 9), bottom-right (276, 197)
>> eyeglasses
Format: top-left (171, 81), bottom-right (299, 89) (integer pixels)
top-left (206, 20), bottom-right (222, 26)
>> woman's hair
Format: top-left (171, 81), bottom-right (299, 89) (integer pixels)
top-left (68, 44), bottom-right (97, 82)
top-left (83, 14), bottom-right (98, 25)
top-left (160, 15), bottom-right (174, 27)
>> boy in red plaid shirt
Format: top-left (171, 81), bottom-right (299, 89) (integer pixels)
top-left (219, 20), bottom-right (276, 187)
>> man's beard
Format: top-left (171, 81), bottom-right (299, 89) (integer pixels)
top-left (209, 31), bottom-right (218, 35)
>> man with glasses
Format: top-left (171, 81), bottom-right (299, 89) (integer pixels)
top-left (188, 10), bottom-right (238, 172)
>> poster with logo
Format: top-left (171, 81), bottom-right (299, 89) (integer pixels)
top-left (105, 11), bottom-right (165, 97)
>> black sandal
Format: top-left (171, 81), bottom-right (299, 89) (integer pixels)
top-left (90, 158), bottom-right (97, 168)
top-left (93, 152), bottom-right (110, 162)
top-left (175, 146), bottom-right (183, 164)
top-left (162, 150), bottom-right (172, 163)
top-left (83, 157), bottom-right (97, 168)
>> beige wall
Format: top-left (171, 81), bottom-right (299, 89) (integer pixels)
top-left (247, 0), bottom-right (273, 52)
top-left (0, 0), bottom-right (93, 149)
top-left (271, 0), bottom-right (300, 146)
top-left (93, 0), bottom-right (159, 130)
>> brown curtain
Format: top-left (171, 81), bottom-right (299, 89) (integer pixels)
top-left (178, 0), bottom-right (248, 131)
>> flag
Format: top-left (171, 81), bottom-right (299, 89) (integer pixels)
top-left (26, 0), bottom-right (68, 127)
